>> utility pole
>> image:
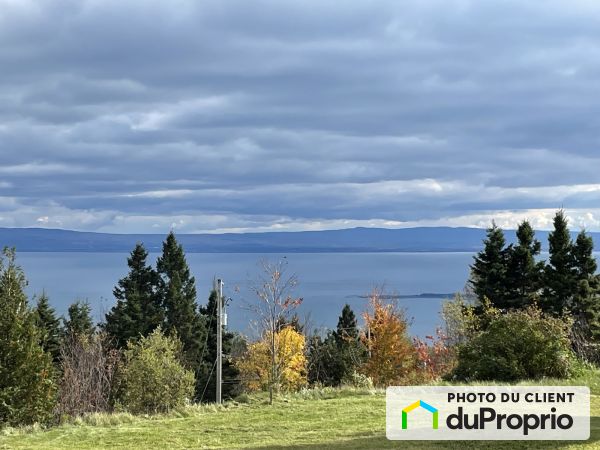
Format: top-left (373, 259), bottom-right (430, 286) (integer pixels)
top-left (216, 278), bottom-right (223, 404)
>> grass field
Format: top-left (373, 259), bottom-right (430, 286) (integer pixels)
top-left (2, 372), bottom-right (600, 449)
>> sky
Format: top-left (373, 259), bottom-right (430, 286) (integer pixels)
top-left (2, 0), bottom-right (600, 234)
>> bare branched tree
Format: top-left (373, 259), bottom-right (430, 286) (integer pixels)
top-left (248, 259), bottom-right (302, 404)
top-left (57, 332), bottom-right (120, 419)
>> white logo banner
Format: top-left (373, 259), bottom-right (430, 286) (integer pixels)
top-left (386, 386), bottom-right (590, 440)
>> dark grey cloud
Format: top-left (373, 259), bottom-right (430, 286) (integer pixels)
top-left (2, 0), bottom-right (600, 232)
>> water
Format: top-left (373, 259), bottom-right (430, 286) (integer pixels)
top-left (17, 252), bottom-right (474, 338)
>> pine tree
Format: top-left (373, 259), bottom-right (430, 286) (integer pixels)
top-left (469, 223), bottom-right (510, 309)
top-left (156, 232), bottom-right (205, 368)
top-left (505, 221), bottom-right (543, 309)
top-left (543, 210), bottom-right (577, 315)
top-left (572, 231), bottom-right (600, 340)
top-left (104, 243), bottom-right (162, 348)
top-left (63, 300), bottom-right (95, 337)
top-left (196, 289), bottom-right (240, 402)
top-left (334, 304), bottom-right (358, 342)
top-left (34, 292), bottom-right (62, 363)
top-left (0, 248), bottom-right (56, 425)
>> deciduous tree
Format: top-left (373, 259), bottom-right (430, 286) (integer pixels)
top-left (237, 326), bottom-right (307, 392)
top-left (249, 259), bottom-right (303, 404)
top-left (361, 290), bottom-right (417, 386)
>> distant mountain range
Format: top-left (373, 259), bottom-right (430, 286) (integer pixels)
top-left (0, 226), bottom-right (597, 253)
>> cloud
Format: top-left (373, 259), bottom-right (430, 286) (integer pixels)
top-left (1, 0), bottom-right (600, 232)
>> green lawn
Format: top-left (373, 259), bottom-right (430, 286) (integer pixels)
top-left (2, 374), bottom-right (600, 449)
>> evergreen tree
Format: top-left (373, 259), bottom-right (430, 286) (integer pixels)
top-left (308, 305), bottom-right (365, 386)
top-left (33, 292), bottom-right (62, 363)
top-left (63, 300), bottom-right (95, 337)
top-left (543, 210), bottom-right (577, 315)
top-left (505, 221), bottom-right (544, 309)
top-left (104, 243), bottom-right (162, 348)
top-left (334, 304), bottom-right (358, 342)
top-left (196, 289), bottom-right (240, 402)
top-left (0, 248), bottom-right (56, 425)
top-left (572, 231), bottom-right (600, 340)
top-left (469, 223), bottom-right (510, 309)
top-left (156, 232), bottom-right (205, 368)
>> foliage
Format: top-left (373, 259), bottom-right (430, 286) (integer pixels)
top-left (335, 304), bottom-right (359, 342)
top-left (0, 247), bottom-right (57, 426)
top-left (196, 289), bottom-right (241, 402)
top-left (156, 232), bottom-right (205, 370)
top-left (452, 307), bottom-right (577, 381)
top-left (441, 293), bottom-right (479, 346)
top-left (248, 259), bottom-right (303, 403)
top-left (119, 328), bottom-right (195, 414)
top-left (57, 333), bottom-right (120, 419)
top-left (543, 210), bottom-right (577, 315)
top-left (504, 220), bottom-right (544, 308)
top-left (469, 222), bottom-right (510, 309)
top-left (571, 231), bottom-right (600, 341)
top-left (237, 326), bottom-right (307, 393)
top-left (308, 304), bottom-right (366, 386)
top-left (33, 292), bottom-right (62, 364)
top-left (307, 333), bottom-right (341, 386)
top-left (413, 328), bottom-right (455, 381)
top-left (341, 371), bottom-right (374, 389)
top-left (63, 300), bottom-right (95, 338)
top-left (104, 243), bottom-right (162, 348)
top-left (360, 290), bottom-right (417, 386)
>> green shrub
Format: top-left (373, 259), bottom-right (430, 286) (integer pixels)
top-left (119, 328), bottom-right (195, 414)
top-left (452, 307), bottom-right (577, 381)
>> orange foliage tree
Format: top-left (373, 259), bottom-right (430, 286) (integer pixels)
top-left (361, 290), bottom-right (417, 386)
top-left (413, 328), bottom-right (454, 381)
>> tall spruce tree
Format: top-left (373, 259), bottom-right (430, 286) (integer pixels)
top-left (156, 232), bottom-right (205, 368)
top-left (572, 230), bottom-right (600, 340)
top-left (543, 210), bottom-right (577, 315)
top-left (0, 248), bottom-right (56, 425)
top-left (469, 223), bottom-right (510, 309)
top-left (196, 289), bottom-right (240, 402)
top-left (34, 292), bottom-right (62, 363)
top-left (63, 300), bottom-right (95, 337)
top-left (104, 243), bottom-right (162, 348)
top-left (334, 304), bottom-right (358, 342)
top-left (505, 221), bottom-right (544, 309)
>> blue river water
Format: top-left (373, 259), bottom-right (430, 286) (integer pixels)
top-left (17, 252), bottom-right (475, 337)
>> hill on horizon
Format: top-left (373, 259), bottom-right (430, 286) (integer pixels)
top-left (0, 226), bottom-right (597, 253)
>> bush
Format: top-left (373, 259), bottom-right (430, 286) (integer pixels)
top-left (342, 371), bottom-right (374, 389)
top-left (57, 332), bottom-right (120, 419)
top-left (452, 307), bottom-right (577, 381)
top-left (119, 328), bottom-right (195, 414)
